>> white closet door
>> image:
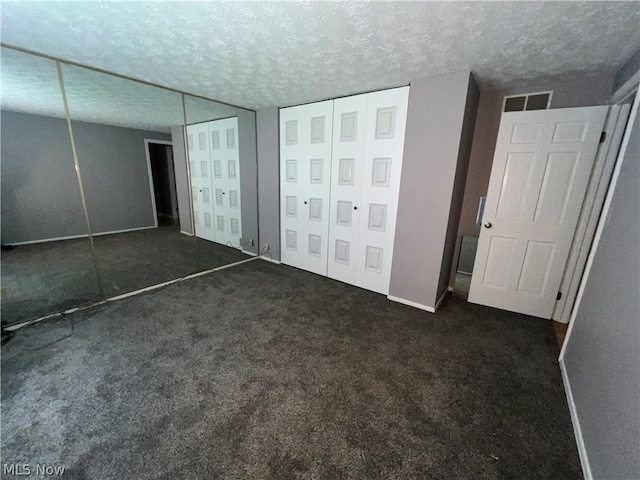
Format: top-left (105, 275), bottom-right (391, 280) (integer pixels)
top-left (327, 94), bottom-right (368, 285)
top-left (209, 117), bottom-right (242, 247)
top-left (356, 86), bottom-right (409, 294)
top-left (187, 123), bottom-right (216, 243)
top-left (280, 101), bottom-right (334, 275)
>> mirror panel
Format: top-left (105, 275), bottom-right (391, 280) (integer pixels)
top-left (60, 63), bottom-right (196, 297)
top-left (0, 48), bottom-right (101, 324)
top-left (183, 96), bottom-right (259, 271)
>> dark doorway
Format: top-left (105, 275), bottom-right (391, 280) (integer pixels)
top-left (148, 142), bottom-right (178, 227)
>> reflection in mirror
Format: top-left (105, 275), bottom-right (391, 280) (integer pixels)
top-left (0, 48), bottom-right (101, 324)
top-left (60, 64), bottom-right (196, 297)
top-left (183, 96), bottom-right (259, 271)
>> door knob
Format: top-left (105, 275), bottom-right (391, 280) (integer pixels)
top-left (353, 206), bottom-right (358, 210)
top-left (484, 222), bottom-right (492, 228)
top-left (304, 201), bottom-right (308, 205)
top-left (222, 192), bottom-right (226, 195)
top-left (199, 189), bottom-right (202, 192)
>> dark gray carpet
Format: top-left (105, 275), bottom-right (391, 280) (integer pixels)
top-left (1, 227), bottom-right (249, 325)
top-left (1, 259), bottom-right (582, 479)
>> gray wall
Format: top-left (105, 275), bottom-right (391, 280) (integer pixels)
top-left (256, 107), bottom-right (280, 260)
top-left (1, 110), bottom-right (87, 244)
top-left (170, 125), bottom-right (193, 235)
top-left (389, 71), bottom-right (476, 309)
top-left (614, 48), bottom-right (640, 92)
top-left (449, 71), bottom-right (617, 287)
top-left (1, 110), bottom-right (170, 244)
top-left (562, 100), bottom-right (639, 479)
top-left (71, 120), bottom-right (171, 234)
top-left (436, 74), bottom-right (480, 301)
top-left (237, 110), bottom-right (259, 255)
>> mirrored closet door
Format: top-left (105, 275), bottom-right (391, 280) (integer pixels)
top-left (184, 95), bottom-right (259, 271)
top-left (60, 63), bottom-right (197, 297)
top-left (0, 48), bottom-right (101, 323)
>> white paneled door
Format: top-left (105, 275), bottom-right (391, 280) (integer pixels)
top-left (468, 106), bottom-right (608, 318)
top-left (187, 122), bottom-right (216, 243)
top-left (327, 87), bottom-right (409, 294)
top-left (280, 100), bottom-right (334, 275)
top-left (209, 117), bottom-right (242, 247)
top-left (187, 117), bottom-right (241, 247)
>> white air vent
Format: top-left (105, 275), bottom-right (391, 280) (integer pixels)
top-left (503, 91), bottom-right (553, 112)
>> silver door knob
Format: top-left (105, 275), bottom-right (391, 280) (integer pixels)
top-left (484, 222), bottom-right (492, 228)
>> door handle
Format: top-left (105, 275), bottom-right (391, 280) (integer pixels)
top-left (353, 206), bottom-right (358, 210)
top-left (484, 222), bottom-right (492, 228)
top-left (304, 201), bottom-right (308, 205)
top-left (199, 189), bottom-right (202, 192)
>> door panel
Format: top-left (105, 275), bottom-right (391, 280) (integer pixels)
top-left (280, 101), bottom-right (334, 275)
top-left (209, 117), bottom-right (241, 247)
top-left (356, 87), bottom-right (409, 294)
top-left (468, 106), bottom-right (608, 318)
top-left (327, 93), bottom-right (368, 284)
top-left (187, 123), bottom-right (216, 243)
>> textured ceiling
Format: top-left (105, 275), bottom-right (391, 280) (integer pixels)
top-left (1, 46), bottom-right (244, 132)
top-left (1, 1), bottom-right (639, 111)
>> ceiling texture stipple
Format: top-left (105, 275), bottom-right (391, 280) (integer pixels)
top-left (1, 1), bottom-right (639, 111)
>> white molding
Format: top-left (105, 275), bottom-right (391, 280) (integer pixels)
top-left (560, 87), bottom-right (640, 362)
top-left (553, 105), bottom-right (630, 323)
top-left (434, 289), bottom-right (449, 311)
top-left (180, 230), bottom-right (194, 236)
top-left (143, 139), bottom-right (160, 228)
top-left (7, 225), bottom-right (156, 246)
top-left (8, 257), bottom-right (261, 330)
top-left (387, 295), bottom-right (435, 313)
top-left (93, 226), bottom-right (156, 237)
top-left (241, 249), bottom-right (258, 256)
top-left (611, 70), bottom-right (639, 105)
top-left (259, 255), bottom-right (281, 264)
top-left (560, 359), bottom-right (593, 480)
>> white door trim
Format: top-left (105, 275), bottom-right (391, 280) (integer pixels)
top-left (144, 138), bottom-right (174, 228)
top-left (559, 359), bottom-right (594, 480)
top-left (552, 105), bottom-right (631, 323)
top-left (610, 69), bottom-right (639, 105)
top-left (559, 87), bottom-right (640, 362)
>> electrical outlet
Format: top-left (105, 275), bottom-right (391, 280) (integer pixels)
top-left (264, 242), bottom-right (270, 251)
top-left (251, 239), bottom-right (254, 246)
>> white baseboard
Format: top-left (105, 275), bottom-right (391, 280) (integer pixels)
top-left (93, 226), bottom-right (156, 237)
top-left (241, 249), bottom-right (258, 256)
top-left (259, 255), bottom-right (281, 264)
top-left (387, 295), bottom-right (435, 313)
top-left (560, 359), bottom-right (592, 480)
top-left (434, 289), bottom-right (449, 311)
top-left (180, 230), bottom-right (194, 236)
top-left (7, 225), bottom-right (156, 246)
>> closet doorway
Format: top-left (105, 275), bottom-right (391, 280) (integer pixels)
top-left (145, 139), bottom-right (178, 227)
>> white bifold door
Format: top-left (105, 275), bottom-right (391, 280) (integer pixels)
top-left (187, 123), bottom-right (216, 243)
top-left (280, 100), bottom-right (334, 275)
top-left (328, 88), bottom-right (409, 294)
top-left (187, 117), bottom-right (241, 247)
top-left (280, 86), bottom-right (409, 294)
top-left (468, 106), bottom-right (608, 318)
top-left (209, 117), bottom-right (242, 247)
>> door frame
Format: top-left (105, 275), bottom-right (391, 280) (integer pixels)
top-left (144, 139), bottom-right (175, 228)
top-left (552, 105), bottom-right (631, 323)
